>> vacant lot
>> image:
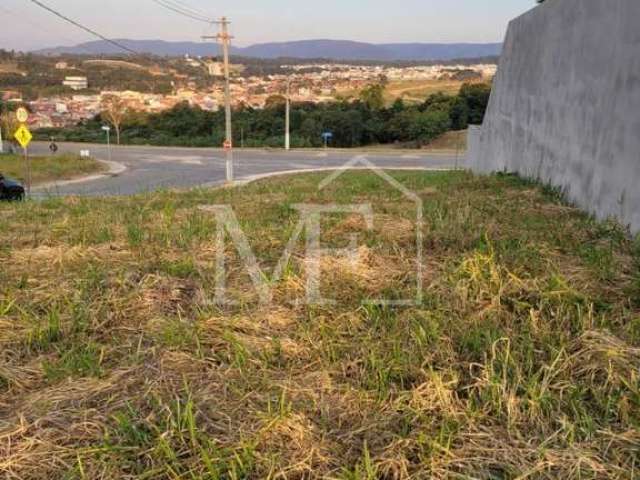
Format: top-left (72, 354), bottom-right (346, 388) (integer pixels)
top-left (337, 79), bottom-right (482, 106)
top-left (0, 63), bottom-right (24, 75)
top-left (384, 79), bottom-right (469, 104)
top-left (0, 171), bottom-right (638, 479)
top-left (0, 153), bottom-right (105, 185)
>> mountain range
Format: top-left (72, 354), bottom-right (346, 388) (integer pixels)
top-left (36, 39), bottom-right (502, 61)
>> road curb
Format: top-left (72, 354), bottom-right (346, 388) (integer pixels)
top-left (33, 158), bottom-right (127, 192)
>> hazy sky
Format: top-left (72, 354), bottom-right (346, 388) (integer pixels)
top-left (1, 0), bottom-right (535, 51)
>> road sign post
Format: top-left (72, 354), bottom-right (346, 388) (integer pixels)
top-left (25, 146), bottom-right (31, 196)
top-left (14, 122), bottom-right (33, 196)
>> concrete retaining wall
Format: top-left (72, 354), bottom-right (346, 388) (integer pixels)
top-left (467, 0), bottom-right (640, 233)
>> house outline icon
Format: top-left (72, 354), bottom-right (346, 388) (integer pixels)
top-left (318, 155), bottom-right (424, 306)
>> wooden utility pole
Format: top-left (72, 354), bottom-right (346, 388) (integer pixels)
top-left (203, 17), bottom-right (234, 182)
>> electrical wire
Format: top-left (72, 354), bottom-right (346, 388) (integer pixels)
top-left (160, 0), bottom-right (212, 19)
top-left (1, 5), bottom-right (100, 55)
top-left (151, 0), bottom-right (214, 24)
top-left (26, 0), bottom-right (138, 54)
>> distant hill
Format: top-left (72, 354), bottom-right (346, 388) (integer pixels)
top-left (35, 39), bottom-right (502, 61)
top-left (239, 40), bottom-right (501, 61)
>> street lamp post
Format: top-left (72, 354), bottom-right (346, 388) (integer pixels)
top-left (102, 125), bottom-right (112, 163)
top-left (285, 76), bottom-right (291, 151)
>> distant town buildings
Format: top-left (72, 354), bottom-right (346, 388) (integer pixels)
top-left (62, 76), bottom-right (88, 91)
top-left (24, 62), bottom-right (496, 129)
top-left (184, 55), bottom-right (203, 68)
top-left (1, 90), bottom-right (22, 102)
top-left (207, 62), bottom-right (223, 77)
top-left (28, 89), bottom-right (220, 128)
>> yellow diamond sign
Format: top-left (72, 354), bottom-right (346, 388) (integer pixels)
top-left (14, 124), bottom-right (33, 149)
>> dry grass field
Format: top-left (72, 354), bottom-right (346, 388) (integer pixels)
top-left (0, 170), bottom-right (639, 479)
top-left (0, 153), bottom-right (105, 185)
top-left (0, 63), bottom-right (24, 75)
top-left (384, 80), bottom-right (469, 104)
top-left (338, 79), bottom-right (490, 106)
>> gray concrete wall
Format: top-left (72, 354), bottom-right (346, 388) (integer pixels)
top-left (468, 0), bottom-right (640, 233)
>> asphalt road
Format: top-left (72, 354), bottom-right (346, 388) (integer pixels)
top-left (28, 142), bottom-right (462, 196)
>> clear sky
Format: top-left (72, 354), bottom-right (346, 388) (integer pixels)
top-left (1, 0), bottom-right (536, 51)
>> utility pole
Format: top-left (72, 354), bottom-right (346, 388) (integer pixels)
top-left (285, 76), bottom-right (290, 150)
top-left (203, 17), bottom-right (234, 182)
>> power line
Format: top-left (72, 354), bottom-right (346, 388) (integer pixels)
top-left (26, 0), bottom-right (138, 54)
top-left (161, 0), bottom-right (212, 19)
top-left (1, 5), bottom-right (98, 55)
top-left (151, 0), bottom-right (214, 24)
top-left (152, 0), bottom-right (212, 22)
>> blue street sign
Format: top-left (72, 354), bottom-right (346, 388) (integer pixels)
top-left (321, 132), bottom-right (333, 139)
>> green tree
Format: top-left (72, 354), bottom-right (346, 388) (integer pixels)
top-left (458, 83), bottom-right (492, 125)
top-left (100, 95), bottom-right (129, 145)
top-left (449, 97), bottom-right (470, 131)
top-left (421, 92), bottom-right (456, 113)
top-left (265, 95), bottom-right (286, 108)
top-left (0, 100), bottom-right (24, 150)
top-left (40, 81), bottom-right (492, 148)
top-left (408, 110), bottom-right (451, 144)
top-left (300, 117), bottom-right (322, 146)
top-left (390, 98), bottom-right (405, 113)
top-left (359, 84), bottom-right (385, 110)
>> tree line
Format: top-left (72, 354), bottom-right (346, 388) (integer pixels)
top-left (37, 82), bottom-right (491, 149)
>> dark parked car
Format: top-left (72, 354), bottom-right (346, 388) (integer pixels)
top-left (0, 173), bottom-right (25, 201)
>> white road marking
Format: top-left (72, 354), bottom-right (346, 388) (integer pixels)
top-left (141, 155), bottom-right (206, 165)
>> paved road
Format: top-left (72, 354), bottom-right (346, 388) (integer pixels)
top-left (29, 142), bottom-right (462, 196)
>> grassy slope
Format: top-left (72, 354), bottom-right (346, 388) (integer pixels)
top-left (0, 153), bottom-right (105, 185)
top-left (423, 129), bottom-right (467, 152)
top-left (0, 171), bottom-right (639, 479)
